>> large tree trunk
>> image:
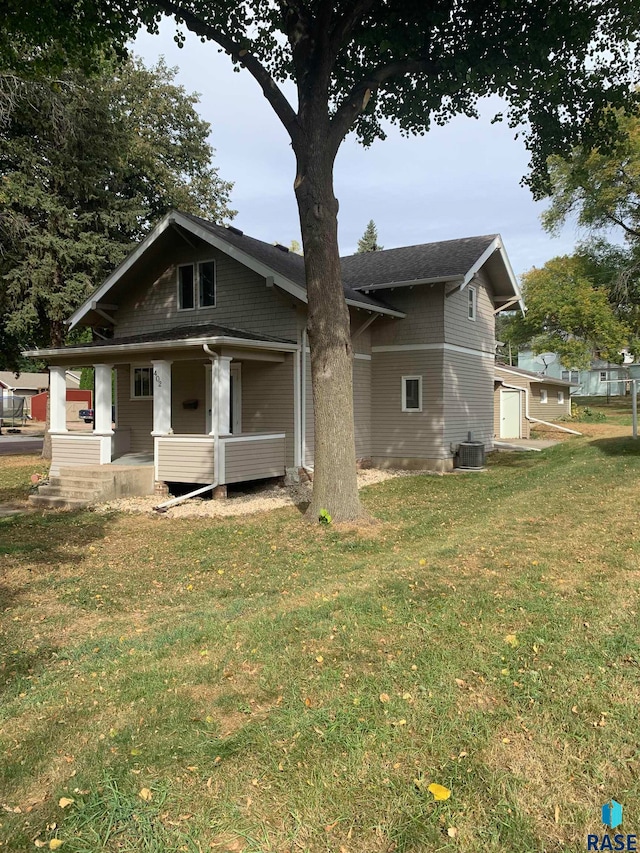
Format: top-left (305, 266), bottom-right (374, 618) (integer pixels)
top-left (294, 140), bottom-right (364, 522)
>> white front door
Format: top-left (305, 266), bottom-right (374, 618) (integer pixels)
top-left (205, 363), bottom-right (241, 434)
top-left (500, 389), bottom-right (521, 438)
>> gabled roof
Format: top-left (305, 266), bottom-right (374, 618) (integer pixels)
top-left (495, 363), bottom-right (576, 387)
top-left (0, 371), bottom-right (49, 391)
top-left (69, 210), bottom-right (523, 330)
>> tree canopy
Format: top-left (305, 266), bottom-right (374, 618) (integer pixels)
top-left (356, 220), bottom-right (383, 253)
top-left (0, 55), bottom-right (235, 364)
top-left (503, 255), bottom-right (628, 369)
top-left (6, 0), bottom-right (640, 520)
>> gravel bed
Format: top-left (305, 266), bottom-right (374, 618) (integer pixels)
top-left (96, 468), bottom-right (424, 519)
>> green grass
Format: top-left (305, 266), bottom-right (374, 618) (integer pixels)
top-left (573, 395), bottom-right (636, 425)
top-left (1, 436), bottom-right (640, 851)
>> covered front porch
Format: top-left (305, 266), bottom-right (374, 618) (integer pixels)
top-left (43, 326), bottom-right (301, 499)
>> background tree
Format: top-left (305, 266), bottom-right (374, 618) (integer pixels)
top-left (502, 255), bottom-right (628, 369)
top-left (356, 220), bottom-right (383, 253)
top-left (0, 54), bottom-right (235, 362)
top-left (6, 0), bottom-right (640, 520)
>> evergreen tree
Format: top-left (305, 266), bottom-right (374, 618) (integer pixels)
top-left (356, 220), bottom-right (383, 253)
top-left (0, 55), bottom-right (235, 361)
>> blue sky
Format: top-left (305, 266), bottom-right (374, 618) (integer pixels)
top-left (134, 21), bottom-right (581, 280)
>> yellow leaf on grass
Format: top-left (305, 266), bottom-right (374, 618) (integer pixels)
top-left (427, 783), bottom-right (451, 801)
top-left (504, 634), bottom-right (518, 648)
top-left (379, 693), bottom-right (390, 703)
top-left (58, 798), bottom-right (74, 809)
top-left (49, 841), bottom-right (64, 851)
top-left (447, 827), bottom-right (458, 838)
top-left (138, 788), bottom-right (152, 802)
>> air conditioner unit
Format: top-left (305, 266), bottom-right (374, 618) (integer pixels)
top-left (457, 432), bottom-right (485, 469)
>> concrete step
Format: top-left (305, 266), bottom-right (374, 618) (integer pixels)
top-left (44, 477), bottom-right (105, 493)
top-left (36, 484), bottom-right (103, 501)
top-left (29, 494), bottom-right (92, 511)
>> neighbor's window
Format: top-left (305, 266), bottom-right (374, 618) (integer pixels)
top-left (600, 371), bottom-right (607, 382)
top-left (132, 366), bottom-right (153, 399)
top-left (402, 376), bottom-right (422, 412)
top-left (558, 391), bottom-right (564, 404)
top-left (540, 389), bottom-right (548, 404)
top-left (468, 285), bottom-right (477, 321)
top-left (562, 370), bottom-right (579, 384)
top-left (178, 260), bottom-right (216, 310)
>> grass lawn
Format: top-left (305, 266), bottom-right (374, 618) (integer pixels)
top-left (1, 426), bottom-right (640, 852)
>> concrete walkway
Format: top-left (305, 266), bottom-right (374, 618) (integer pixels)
top-left (493, 438), bottom-right (559, 452)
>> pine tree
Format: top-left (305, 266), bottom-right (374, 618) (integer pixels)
top-left (356, 220), bottom-right (383, 253)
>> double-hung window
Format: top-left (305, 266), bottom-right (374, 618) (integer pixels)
top-left (540, 389), bottom-right (548, 404)
top-left (402, 376), bottom-right (422, 412)
top-left (132, 366), bottom-right (153, 399)
top-left (178, 260), bottom-right (216, 310)
top-left (558, 391), bottom-right (564, 404)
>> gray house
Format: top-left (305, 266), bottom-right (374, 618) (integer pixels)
top-left (26, 210), bottom-right (523, 505)
top-left (517, 348), bottom-right (638, 397)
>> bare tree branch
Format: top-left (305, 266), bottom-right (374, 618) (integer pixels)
top-left (154, 0), bottom-right (301, 144)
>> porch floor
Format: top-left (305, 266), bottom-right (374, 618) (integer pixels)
top-left (112, 451), bottom-right (154, 466)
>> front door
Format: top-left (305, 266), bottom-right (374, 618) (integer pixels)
top-left (500, 389), bottom-right (521, 438)
top-left (205, 363), bottom-right (242, 434)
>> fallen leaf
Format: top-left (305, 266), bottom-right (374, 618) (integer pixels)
top-left (427, 783), bottom-right (451, 801)
top-left (49, 842), bottom-right (64, 851)
top-left (58, 798), bottom-right (74, 809)
top-left (554, 805), bottom-right (560, 824)
top-left (379, 693), bottom-right (390, 703)
top-left (447, 827), bottom-right (458, 838)
top-left (138, 788), bottom-right (152, 802)
top-left (504, 634), bottom-right (518, 648)
top-left (315, 655), bottom-right (324, 664)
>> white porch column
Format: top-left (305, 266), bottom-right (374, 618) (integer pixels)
top-left (151, 360), bottom-right (172, 436)
top-left (93, 363), bottom-right (114, 435)
top-left (49, 366), bottom-right (68, 433)
top-left (217, 357), bottom-right (232, 436)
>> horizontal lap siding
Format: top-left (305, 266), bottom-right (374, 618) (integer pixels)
top-left (444, 271), bottom-right (494, 353)
top-left (157, 439), bottom-right (215, 483)
top-left (443, 351), bottom-right (494, 449)
top-left (372, 288), bottom-right (444, 346)
top-left (371, 350), bottom-right (445, 460)
top-left (171, 360), bottom-right (207, 434)
top-left (116, 366), bottom-right (153, 453)
top-left (529, 383), bottom-right (571, 421)
top-left (114, 235), bottom-right (298, 341)
top-left (223, 438), bottom-right (285, 483)
top-left (241, 356), bottom-right (295, 466)
top-left (52, 436), bottom-right (102, 467)
top-left (353, 358), bottom-right (372, 458)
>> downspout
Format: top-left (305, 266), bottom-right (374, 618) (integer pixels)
top-left (152, 344), bottom-right (220, 511)
top-left (500, 381), bottom-right (582, 436)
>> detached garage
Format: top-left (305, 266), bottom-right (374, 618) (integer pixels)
top-left (494, 363), bottom-right (574, 439)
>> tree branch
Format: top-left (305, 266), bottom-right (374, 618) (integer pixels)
top-left (154, 0), bottom-right (301, 144)
top-left (603, 210), bottom-right (640, 239)
top-left (329, 0), bottom-right (377, 57)
top-left (329, 57), bottom-right (440, 150)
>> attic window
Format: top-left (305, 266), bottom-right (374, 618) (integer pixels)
top-left (178, 260), bottom-right (216, 310)
top-left (468, 285), bottom-right (477, 321)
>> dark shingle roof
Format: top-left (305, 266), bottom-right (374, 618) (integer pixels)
top-left (340, 235), bottom-right (498, 290)
top-left (61, 322), bottom-right (296, 350)
top-left (183, 213), bottom-right (496, 308)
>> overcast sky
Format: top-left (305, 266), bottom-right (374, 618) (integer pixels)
top-left (134, 22), bottom-right (581, 280)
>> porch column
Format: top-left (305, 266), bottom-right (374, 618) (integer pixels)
top-left (93, 363), bottom-right (114, 435)
top-left (207, 356), bottom-right (232, 436)
top-left (49, 366), bottom-right (67, 432)
top-left (151, 360), bottom-right (172, 436)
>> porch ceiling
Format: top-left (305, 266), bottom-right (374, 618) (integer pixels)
top-left (24, 322), bottom-right (298, 362)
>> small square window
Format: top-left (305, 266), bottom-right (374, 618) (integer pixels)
top-left (468, 286), bottom-right (477, 321)
top-left (132, 366), bottom-right (153, 399)
top-left (558, 391), bottom-right (564, 404)
top-left (540, 389), bottom-right (548, 404)
top-left (402, 376), bottom-right (422, 412)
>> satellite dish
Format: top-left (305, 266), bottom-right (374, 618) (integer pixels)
top-left (532, 352), bottom-right (557, 373)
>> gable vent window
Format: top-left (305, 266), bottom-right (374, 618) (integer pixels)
top-left (468, 285), bottom-right (477, 321)
top-left (402, 376), bottom-right (422, 412)
top-left (178, 260), bottom-right (216, 310)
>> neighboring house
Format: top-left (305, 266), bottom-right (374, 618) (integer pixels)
top-left (494, 364), bottom-right (574, 440)
top-left (0, 370), bottom-right (81, 417)
top-left (25, 210), bottom-right (523, 500)
top-left (517, 349), bottom-right (639, 397)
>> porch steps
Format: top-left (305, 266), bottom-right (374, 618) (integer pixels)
top-left (30, 464), bottom-right (155, 510)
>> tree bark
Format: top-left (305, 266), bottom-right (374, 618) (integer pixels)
top-left (294, 136), bottom-right (364, 522)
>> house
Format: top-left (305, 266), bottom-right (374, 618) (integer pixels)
top-left (25, 210), bottom-right (523, 505)
top-left (494, 364), bottom-right (574, 440)
top-left (0, 370), bottom-right (83, 419)
top-left (517, 348), bottom-right (639, 397)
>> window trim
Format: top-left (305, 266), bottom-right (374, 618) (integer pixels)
top-left (539, 389), bottom-right (548, 404)
top-left (401, 375), bottom-right (423, 412)
top-left (468, 285), bottom-right (477, 321)
top-left (177, 259), bottom-right (217, 311)
top-left (130, 364), bottom-right (154, 400)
